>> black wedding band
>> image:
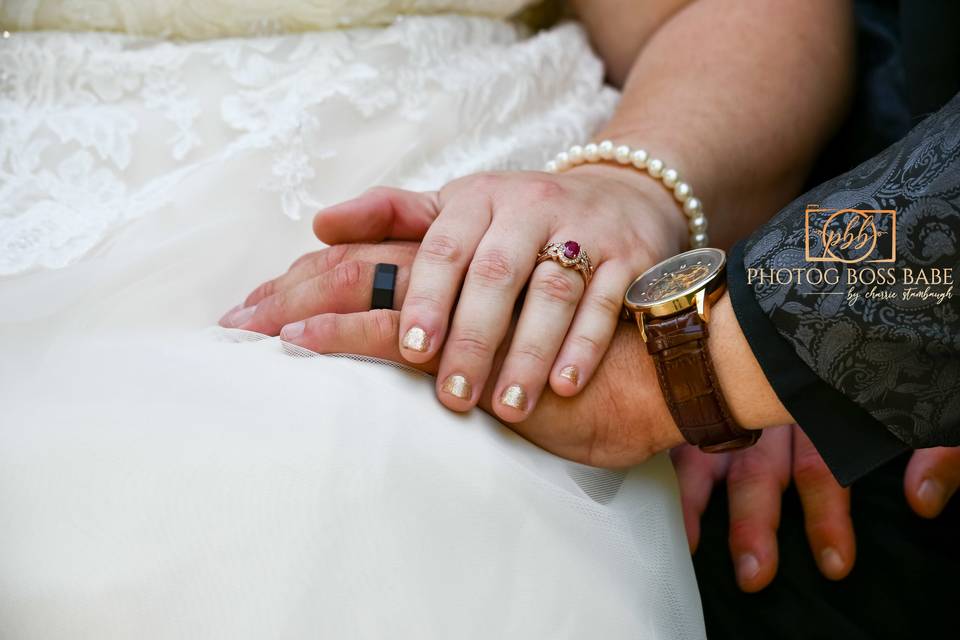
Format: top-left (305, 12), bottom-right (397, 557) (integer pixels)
top-left (371, 263), bottom-right (398, 310)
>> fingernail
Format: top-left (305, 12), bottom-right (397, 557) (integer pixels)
top-left (401, 326), bottom-right (429, 352)
top-left (559, 365), bottom-right (580, 386)
top-left (918, 478), bottom-right (945, 510)
top-left (820, 547), bottom-right (845, 577)
top-left (440, 374), bottom-right (471, 400)
top-left (221, 304), bottom-right (256, 328)
top-left (281, 321), bottom-right (305, 341)
top-left (499, 384), bottom-right (528, 411)
top-left (736, 553), bottom-right (760, 582)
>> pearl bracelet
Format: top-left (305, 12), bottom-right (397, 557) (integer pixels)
top-left (544, 140), bottom-right (709, 249)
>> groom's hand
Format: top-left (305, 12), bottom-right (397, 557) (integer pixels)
top-left (220, 241), bottom-right (685, 467)
top-left (673, 424), bottom-right (960, 592)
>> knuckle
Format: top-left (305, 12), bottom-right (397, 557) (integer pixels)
top-left (318, 244), bottom-right (350, 271)
top-left (257, 289), bottom-right (286, 319)
top-left (303, 314), bottom-right (341, 346)
top-left (532, 270), bottom-right (581, 305)
top-left (364, 185), bottom-right (393, 200)
top-left (467, 172), bottom-right (502, 191)
top-left (511, 342), bottom-right (549, 366)
top-left (728, 453), bottom-right (775, 488)
top-left (365, 309), bottom-right (400, 345)
top-left (446, 172), bottom-right (499, 197)
top-left (289, 253), bottom-right (313, 270)
top-left (448, 327), bottom-right (493, 361)
top-left (792, 448), bottom-right (831, 487)
top-left (246, 280), bottom-right (275, 305)
top-left (588, 290), bottom-right (626, 317)
top-left (332, 260), bottom-right (365, 291)
top-left (522, 177), bottom-right (566, 202)
top-left (419, 233), bottom-right (463, 265)
top-left (403, 291), bottom-right (444, 312)
top-left (570, 332), bottom-right (605, 358)
top-left (728, 517), bottom-right (768, 546)
top-left (470, 249), bottom-right (516, 286)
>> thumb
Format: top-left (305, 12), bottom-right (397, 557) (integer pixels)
top-left (904, 447), bottom-right (960, 519)
top-left (313, 186), bottom-right (440, 244)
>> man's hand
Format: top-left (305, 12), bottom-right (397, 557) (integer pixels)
top-left (221, 241), bottom-right (685, 468)
top-left (673, 424), bottom-right (960, 592)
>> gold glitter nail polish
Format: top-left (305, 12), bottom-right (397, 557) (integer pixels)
top-left (499, 384), bottom-right (527, 411)
top-left (559, 365), bottom-right (579, 386)
top-left (441, 374), bottom-right (471, 400)
top-left (401, 326), bottom-right (429, 352)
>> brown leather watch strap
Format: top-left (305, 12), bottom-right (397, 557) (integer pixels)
top-left (645, 309), bottom-right (760, 453)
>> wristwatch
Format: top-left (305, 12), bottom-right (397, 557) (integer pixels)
top-left (622, 248), bottom-right (760, 453)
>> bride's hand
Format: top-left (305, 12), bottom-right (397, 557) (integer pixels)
top-left (308, 165), bottom-right (686, 423)
top-left (220, 240), bottom-right (684, 467)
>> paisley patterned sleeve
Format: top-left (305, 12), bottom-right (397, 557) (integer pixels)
top-left (734, 90), bottom-right (960, 468)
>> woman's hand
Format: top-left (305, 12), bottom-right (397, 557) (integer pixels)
top-left (302, 164), bottom-right (686, 423)
top-left (220, 241), bottom-right (685, 467)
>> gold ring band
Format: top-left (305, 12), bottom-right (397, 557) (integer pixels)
top-left (536, 240), bottom-right (594, 286)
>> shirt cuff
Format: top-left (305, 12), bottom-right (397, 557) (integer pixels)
top-left (726, 240), bottom-right (908, 486)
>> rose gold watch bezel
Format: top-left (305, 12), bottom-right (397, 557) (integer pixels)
top-left (622, 248), bottom-right (727, 341)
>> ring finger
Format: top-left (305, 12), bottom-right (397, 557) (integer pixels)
top-left (490, 254), bottom-right (586, 422)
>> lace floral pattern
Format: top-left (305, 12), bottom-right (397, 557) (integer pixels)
top-left (0, 17), bottom-right (618, 274)
top-left (1, 0), bottom-right (537, 38)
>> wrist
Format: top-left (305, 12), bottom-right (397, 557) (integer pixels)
top-left (563, 161), bottom-right (687, 261)
top-left (708, 292), bottom-right (794, 429)
top-left (604, 323), bottom-right (687, 464)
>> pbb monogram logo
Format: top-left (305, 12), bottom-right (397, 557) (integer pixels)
top-left (804, 205), bottom-right (896, 263)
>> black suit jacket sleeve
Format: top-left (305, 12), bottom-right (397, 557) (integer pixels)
top-left (726, 91), bottom-right (960, 486)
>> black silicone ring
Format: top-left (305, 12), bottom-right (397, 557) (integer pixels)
top-left (371, 263), bottom-right (398, 310)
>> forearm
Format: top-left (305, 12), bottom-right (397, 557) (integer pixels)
top-left (578, 0), bottom-right (855, 249)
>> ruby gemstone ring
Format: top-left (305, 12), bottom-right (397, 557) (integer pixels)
top-left (536, 240), bottom-right (595, 286)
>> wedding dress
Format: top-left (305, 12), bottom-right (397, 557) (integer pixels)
top-left (0, 1), bottom-right (705, 637)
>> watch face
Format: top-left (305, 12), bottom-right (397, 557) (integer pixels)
top-left (625, 248), bottom-right (725, 310)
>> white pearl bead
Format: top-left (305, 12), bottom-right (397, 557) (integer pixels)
top-left (630, 149), bottom-right (648, 169)
top-left (683, 196), bottom-right (702, 217)
top-left (598, 139), bottom-right (615, 160)
top-left (689, 215), bottom-right (708, 234)
top-left (614, 145), bottom-right (632, 164)
top-left (544, 160), bottom-right (558, 173)
top-left (673, 182), bottom-right (691, 201)
top-left (661, 168), bottom-right (679, 188)
top-left (555, 151), bottom-right (571, 171)
top-left (646, 158), bottom-right (664, 178)
top-left (690, 232), bottom-right (709, 248)
top-left (568, 145), bottom-right (584, 164)
top-left (583, 143), bottom-right (600, 162)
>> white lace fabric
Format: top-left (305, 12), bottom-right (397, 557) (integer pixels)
top-left (1, 0), bottom-right (534, 37)
top-left (1, 17), bottom-right (615, 275)
top-left (0, 6), bottom-right (706, 639)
